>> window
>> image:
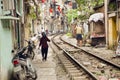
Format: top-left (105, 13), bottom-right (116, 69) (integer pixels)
top-left (3, 0), bottom-right (14, 10)
top-left (108, 0), bottom-right (117, 12)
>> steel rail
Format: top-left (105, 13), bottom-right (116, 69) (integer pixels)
top-left (52, 35), bottom-right (98, 80)
top-left (60, 36), bottom-right (120, 70)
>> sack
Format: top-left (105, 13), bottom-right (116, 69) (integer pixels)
top-left (37, 49), bottom-right (41, 54)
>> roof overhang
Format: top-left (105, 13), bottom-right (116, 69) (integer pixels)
top-left (89, 13), bottom-right (104, 23)
top-left (108, 12), bottom-right (116, 17)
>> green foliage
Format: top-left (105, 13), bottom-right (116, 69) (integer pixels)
top-left (38, 9), bottom-right (41, 14)
top-left (75, 0), bottom-right (104, 7)
top-left (29, 7), bottom-right (36, 19)
top-left (66, 9), bottom-right (79, 23)
top-left (30, 13), bottom-right (36, 19)
top-left (75, 0), bottom-right (104, 20)
top-left (78, 15), bottom-right (87, 20)
top-left (66, 32), bottom-right (72, 37)
top-left (108, 2), bottom-right (117, 11)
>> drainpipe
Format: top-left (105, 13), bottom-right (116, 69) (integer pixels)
top-left (32, 19), bottom-right (34, 33)
top-left (104, 0), bottom-right (108, 47)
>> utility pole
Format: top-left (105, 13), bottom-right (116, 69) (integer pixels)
top-left (105, 0), bottom-right (108, 47)
top-left (117, 0), bottom-right (120, 42)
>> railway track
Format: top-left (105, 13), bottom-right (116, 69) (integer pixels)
top-left (61, 35), bottom-right (120, 67)
top-left (51, 34), bottom-right (120, 80)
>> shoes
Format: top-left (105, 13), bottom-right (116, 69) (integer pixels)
top-left (42, 58), bottom-right (44, 61)
top-left (42, 58), bottom-right (47, 61)
top-left (45, 58), bottom-right (47, 61)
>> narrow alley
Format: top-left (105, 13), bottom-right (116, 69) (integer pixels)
top-left (32, 39), bottom-right (69, 80)
top-left (0, 0), bottom-right (120, 80)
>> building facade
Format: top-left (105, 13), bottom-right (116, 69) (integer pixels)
top-left (0, 0), bottom-right (24, 80)
top-left (105, 0), bottom-right (120, 49)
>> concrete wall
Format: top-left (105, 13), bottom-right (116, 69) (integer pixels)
top-left (0, 20), bottom-right (13, 80)
top-left (0, 0), bottom-right (13, 79)
top-left (0, 0), bottom-right (24, 79)
top-left (0, 0), bottom-right (2, 79)
top-left (93, 21), bottom-right (105, 34)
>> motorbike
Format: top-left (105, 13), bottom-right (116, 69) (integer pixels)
top-left (12, 47), bottom-right (37, 80)
top-left (25, 40), bottom-right (35, 60)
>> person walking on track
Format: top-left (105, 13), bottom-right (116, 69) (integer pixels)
top-left (75, 24), bottom-right (83, 47)
top-left (38, 32), bottom-right (50, 61)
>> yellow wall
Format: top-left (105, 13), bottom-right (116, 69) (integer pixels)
top-left (108, 17), bottom-right (117, 48)
top-left (118, 19), bottom-right (120, 41)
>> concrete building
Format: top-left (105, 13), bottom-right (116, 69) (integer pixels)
top-left (105, 0), bottom-right (120, 49)
top-left (0, 0), bottom-right (25, 80)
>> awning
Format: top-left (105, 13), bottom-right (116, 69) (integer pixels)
top-left (89, 13), bottom-right (104, 22)
top-left (0, 16), bottom-right (19, 20)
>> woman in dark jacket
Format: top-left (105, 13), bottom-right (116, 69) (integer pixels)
top-left (39, 32), bottom-right (50, 61)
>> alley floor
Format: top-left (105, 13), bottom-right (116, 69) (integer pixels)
top-left (32, 47), bottom-right (57, 80)
top-left (32, 40), bottom-right (69, 80)
top-left (31, 34), bottom-right (118, 80)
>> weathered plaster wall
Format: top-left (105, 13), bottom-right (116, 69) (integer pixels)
top-left (0, 20), bottom-right (13, 80)
top-left (108, 18), bottom-right (117, 48)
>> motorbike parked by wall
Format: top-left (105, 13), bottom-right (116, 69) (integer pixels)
top-left (25, 40), bottom-right (35, 60)
top-left (12, 47), bottom-right (37, 80)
